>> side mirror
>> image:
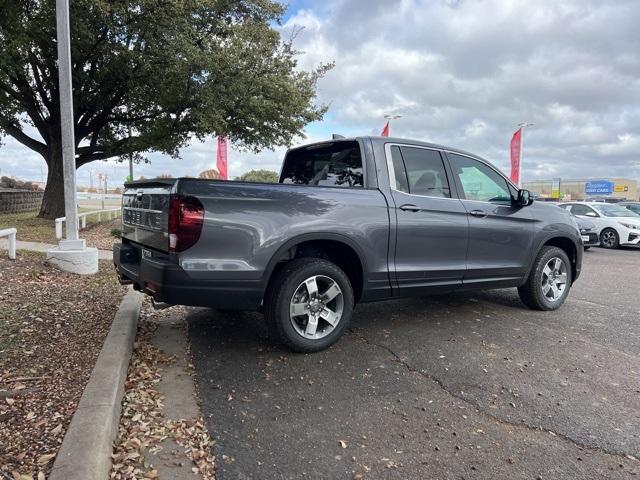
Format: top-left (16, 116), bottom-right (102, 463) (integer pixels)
top-left (515, 189), bottom-right (533, 207)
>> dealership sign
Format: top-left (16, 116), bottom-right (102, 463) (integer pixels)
top-left (585, 180), bottom-right (614, 195)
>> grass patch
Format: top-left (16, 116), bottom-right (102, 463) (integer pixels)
top-left (0, 208), bottom-right (117, 245)
top-left (0, 211), bottom-right (56, 243)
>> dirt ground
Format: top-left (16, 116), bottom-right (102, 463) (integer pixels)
top-left (0, 251), bottom-right (125, 479)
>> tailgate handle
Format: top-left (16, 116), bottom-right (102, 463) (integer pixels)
top-left (399, 204), bottom-right (421, 212)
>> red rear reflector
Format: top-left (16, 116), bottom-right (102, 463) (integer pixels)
top-left (168, 195), bottom-right (204, 252)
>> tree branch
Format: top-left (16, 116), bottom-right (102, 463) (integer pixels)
top-left (0, 120), bottom-right (47, 157)
top-left (28, 51), bottom-right (53, 114)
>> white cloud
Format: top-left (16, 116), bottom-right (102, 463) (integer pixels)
top-left (2, 0), bottom-right (640, 184)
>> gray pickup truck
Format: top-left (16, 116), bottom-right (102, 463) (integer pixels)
top-left (114, 136), bottom-right (582, 352)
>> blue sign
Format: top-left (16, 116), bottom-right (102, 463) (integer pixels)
top-left (585, 180), bottom-right (613, 195)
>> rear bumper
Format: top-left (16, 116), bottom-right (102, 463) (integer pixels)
top-left (113, 242), bottom-right (263, 310)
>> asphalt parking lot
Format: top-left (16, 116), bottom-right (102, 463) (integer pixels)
top-left (188, 248), bottom-right (640, 479)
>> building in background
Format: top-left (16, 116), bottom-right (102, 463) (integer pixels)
top-left (523, 178), bottom-right (639, 202)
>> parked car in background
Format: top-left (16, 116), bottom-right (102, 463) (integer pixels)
top-left (559, 202), bottom-right (640, 249)
top-left (574, 216), bottom-right (600, 249)
top-left (619, 202), bottom-right (640, 216)
top-left (115, 136), bottom-right (583, 352)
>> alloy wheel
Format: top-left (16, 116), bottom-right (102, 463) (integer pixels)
top-left (289, 275), bottom-right (344, 339)
top-left (601, 230), bottom-right (617, 248)
top-left (541, 257), bottom-right (568, 302)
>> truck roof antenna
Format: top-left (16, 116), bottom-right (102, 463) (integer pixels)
top-left (332, 134), bottom-right (346, 140)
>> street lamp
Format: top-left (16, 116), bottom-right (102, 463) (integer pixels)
top-left (46, 0), bottom-right (98, 274)
top-left (382, 114), bottom-right (402, 137)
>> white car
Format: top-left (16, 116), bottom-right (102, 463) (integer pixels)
top-left (559, 202), bottom-right (640, 249)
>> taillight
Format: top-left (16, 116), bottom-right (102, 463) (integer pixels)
top-left (168, 195), bottom-right (204, 252)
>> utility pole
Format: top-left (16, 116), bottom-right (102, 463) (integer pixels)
top-left (128, 126), bottom-right (134, 181)
top-left (55, 0), bottom-right (78, 243)
top-left (47, 0), bottom-right (98, 274)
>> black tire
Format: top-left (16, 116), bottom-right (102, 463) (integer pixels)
top-left (599, 228), bottom-right (619, 249)
top-left (264, 258), bottom-right (354, 352)
top-left (518, 246), bottom-right (572, 311)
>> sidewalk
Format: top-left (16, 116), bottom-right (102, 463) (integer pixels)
top-left (0, 238), bottom-right (112, 260)
top-left (110, 303), bottom-right (215, 479)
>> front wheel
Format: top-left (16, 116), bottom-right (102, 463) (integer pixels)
top-left (600, 228), bottom-right (619, 249)
top-left (264, 258), bottom-right (354, 352)
top-left (518, 246), bottom-right (572, 311)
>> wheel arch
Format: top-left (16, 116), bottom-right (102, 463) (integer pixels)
top-left (535, 235), bottom-right (579, 283)
top-left (262, 233), bottom-right (368, 302)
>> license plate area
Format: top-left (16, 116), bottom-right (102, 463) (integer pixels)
top-left (581, 235), bottom-right (590, 242)
top-left (142, 248), bottom-right (153, 259)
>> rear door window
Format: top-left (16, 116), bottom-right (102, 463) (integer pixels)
top-left (280, 141), bottom-right (363, 187)
top-left (390, 146), bottom-right (451, 197)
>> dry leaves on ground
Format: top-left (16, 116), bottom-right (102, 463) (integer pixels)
top-left (111, 306), bottom-right (215, 480)
top-left (0, 252), bottom-right (126, 479)
top-left (81, 218), bottom-right (122, 251)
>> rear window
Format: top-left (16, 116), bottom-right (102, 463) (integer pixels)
top-left (280, 141), bottom-right (363, 188)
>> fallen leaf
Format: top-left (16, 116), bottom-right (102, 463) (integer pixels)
top-left (339, 440), bottom-right (347, 449)
top-left (37, 453), bottom-right (56, 465)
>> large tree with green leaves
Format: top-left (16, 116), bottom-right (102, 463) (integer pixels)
top-left (0, 0), bottom-right (330, 218)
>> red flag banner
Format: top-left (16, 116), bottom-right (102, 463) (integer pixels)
top-left (510, 128), bottom-right (522, 185)
top-left (381, 121), bottom-right (390, 137)
top-left (216, 136), bottom-right (228, 180)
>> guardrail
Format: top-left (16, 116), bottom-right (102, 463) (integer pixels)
top-left (0, 227), bottom-right (17, 260)
top-left (55, 208), bottom-right (121, 240)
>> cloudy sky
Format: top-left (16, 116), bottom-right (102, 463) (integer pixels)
top-left (1, 0), bottom-right (639, 186)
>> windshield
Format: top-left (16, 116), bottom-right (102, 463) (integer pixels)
top-left (592, 204), bottom-right (640, 218)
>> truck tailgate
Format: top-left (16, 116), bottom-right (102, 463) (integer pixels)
top-left (121, 180), bottom-right (174, 252)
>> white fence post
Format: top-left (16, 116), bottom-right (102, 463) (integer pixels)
top-left (56, 208), bottom-right (119, 240)
top-left (55, 219), bottom-right (64, 240)
top-left (0, 228), bottom-right (17, 260)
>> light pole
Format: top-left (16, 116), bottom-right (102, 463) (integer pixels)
top-left (517, 122), bottom-right (534, 187)
top-left (128, 125), bottom-right (133, 181)
top-left (47, 0), bottom-right (98, 274)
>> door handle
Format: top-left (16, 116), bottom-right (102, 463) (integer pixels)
top-left (399, 204), bottom-right (421, 212)
top-left (469, 209), bottom-right (488, 218)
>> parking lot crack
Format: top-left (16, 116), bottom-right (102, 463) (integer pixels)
top-left (348, 328), bottom-right (640, 464)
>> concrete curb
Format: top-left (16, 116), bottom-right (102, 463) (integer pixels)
top-left (49, 288), bottom-right (143, 480)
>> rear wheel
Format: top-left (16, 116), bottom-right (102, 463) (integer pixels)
top-left (518, 246), bottom-right (572, 311)
top-left (600, 228), bottom-right (619, 249)
top-left (264, 258), bottom-right (354, 352)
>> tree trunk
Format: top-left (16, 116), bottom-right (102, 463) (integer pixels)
top-left (38, 147), bottom-right (66, 220)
